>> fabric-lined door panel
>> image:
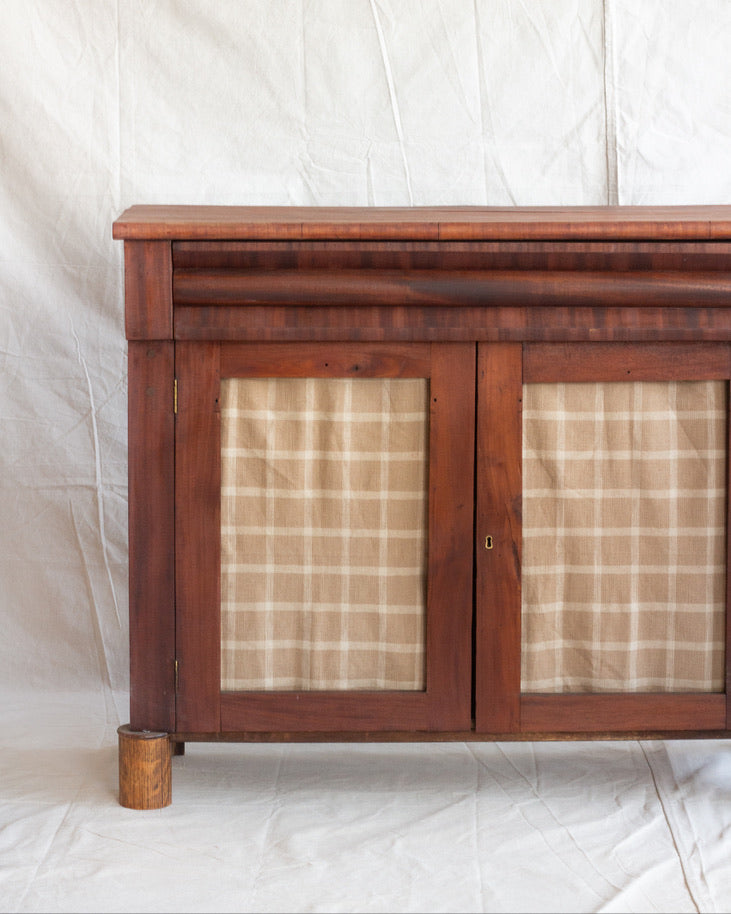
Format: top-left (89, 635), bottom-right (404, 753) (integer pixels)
top-left (175, 342), bottom-right (475, 734)
top-left (476, 342), bottom-right (730, 735)
top-left (219, 376), bottom-right (429, 692)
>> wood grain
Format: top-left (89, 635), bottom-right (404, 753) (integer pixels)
top-left (174, 726), bottom-right (731, 743)
top-left (173, 304), bottom-right (731, 343)
top-left (520, 694), bottom-right (726, 733)
top-left (124, 241), bottom-right (173, 340)
top-left (425, 343), bottom-right (475, 730)
top-left (214, 342), bottom-right (475, 733)
top-left (117, 725), bottom-right (172, 809)
top-left (474, 343), bottom-right (523, 733)
top-left (119, 206), bottom-right (731, 754)
top-left (113, 204), bottom-right (731, 241)
top-left (175, 341), bottom-right (222, 733)
top-left (221, 692), bottom-right (441, 733)
top-left (219, 342), bottom-right (431, 378)
top-left (727, 391), bottom-right (731, 731)
top-left (127, 341), bottom-right (175, 732)
top-left (173, 268), bottom-right (731, 310)
top-left (172, 240), bottom-right (731, 274)
top-left (524, 342), bottom-right (731, 382)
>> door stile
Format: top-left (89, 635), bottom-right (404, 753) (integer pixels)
top-left (175, 341), bottom-right (222, 733)
top-left (726, 345), bottom-right (731, 729)
top-left (424, 343), bottom-right (475, 729)
top-left (474, 343), bottom-right (523, 733)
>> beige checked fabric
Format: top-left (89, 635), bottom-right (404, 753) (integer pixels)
top-left (522, 381), bottom-right (727, 693)
top-left (220, 377), bottom-right (429, 691)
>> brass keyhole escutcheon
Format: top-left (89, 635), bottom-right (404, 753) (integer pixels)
top-left (485, 535), bottom-right (494, 550)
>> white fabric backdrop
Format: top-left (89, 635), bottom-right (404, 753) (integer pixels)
top-left (2, 2), bottom-right (731, 912)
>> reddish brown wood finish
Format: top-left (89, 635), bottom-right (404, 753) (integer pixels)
top-left (520, 694), bottom-right (726, 733)
top-left (425, 343), bottom-right (475, 728)
top-left (175, 341), bottom-right (222, 733)
top-left (117, 206), bottom-right (731, 771)
top-left (124, 241), bottom-right (173, 340)
top-left (118, 725), bottom-right (172, 810)
top-left (174, 726), bottom-right (731, 743)
top-left (524, 342), bottom-right (731, 382)
top-left (174, 268), bottom-right (731, 311)
top-left (127, 341), bottom-right (175, 732)
top-left (727, 403), bottom-right (731, 731)
top-left (177, 342), bottom-right (474, 733)
top-left (219, 342), bottom-right (431, 378)
top-left (220, 692), bottom-right (445, 734)
top-left (173, 304), bottom-right (731, 344)
top-left (114, 205), bottom-right (731, 241)
top-left (172, 240), bottom-right (731, 274)
top-left (474, 344), bottom-right (523, 733)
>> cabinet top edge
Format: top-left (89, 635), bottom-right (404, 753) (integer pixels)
top-left (113, 205), bottom-right (731, 242)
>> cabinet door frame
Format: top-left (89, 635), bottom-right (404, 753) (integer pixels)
top-left (175, 341), bottom-right (475, 734)
top-left (475, 341), bottom-right (731, 735)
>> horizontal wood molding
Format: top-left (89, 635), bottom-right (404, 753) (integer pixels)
top-left (173, 268), bottom-right (731, 310)
top-left (520, 694), bottom-right (727, 733)
top-left (221, 692), bottom-right (441, 733)
top-left (172, 240), bottom-right (731, 274)
top-left (220, 342), bottom-right (431, 378)
top-left (114, 205), bottom-right (731, 241)
top-left (174, 726), bottom-right (731, 742)
top-left (524, 342), bottom-right (731, 382)
top-left (174, 304), bottom-right (731, 343)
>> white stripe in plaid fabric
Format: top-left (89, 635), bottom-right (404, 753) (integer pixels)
top-left (521, 381), bottom-right (727, 693)
top-left (220, 377), bottom-right (429, 691)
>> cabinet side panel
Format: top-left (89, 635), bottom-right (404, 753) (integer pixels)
top-left (475, 343), bottom-right (523, 732)
top-left (128, 341), bottom-right (175, 731)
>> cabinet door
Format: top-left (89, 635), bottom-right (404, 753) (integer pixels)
top-left (476, 342), bottom-right (731, 734)
top-left (175, 342), bottom-right (474, 734)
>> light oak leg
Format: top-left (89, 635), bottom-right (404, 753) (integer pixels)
top-left (118, 724), bottom-right (172, 809)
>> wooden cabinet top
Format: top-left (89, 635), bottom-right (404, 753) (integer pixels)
top-left (113, 205), bottom-right (731, 242)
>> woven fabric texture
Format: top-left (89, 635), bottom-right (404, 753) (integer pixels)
top-left (521, 381), bottom-right (727, 693)
top-left (220, 377), bottom-right (429, 691)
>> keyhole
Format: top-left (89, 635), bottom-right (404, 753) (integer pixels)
top-left (485, 535), bottom-right (494, 550)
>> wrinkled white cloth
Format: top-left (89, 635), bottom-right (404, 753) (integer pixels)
top-left (3, 690), bottom-right (731, 913)
top-left (2, 2), bottom-right (731, 911)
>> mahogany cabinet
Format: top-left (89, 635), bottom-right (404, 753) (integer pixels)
top-left (113, 205), bottom-right (731, 808)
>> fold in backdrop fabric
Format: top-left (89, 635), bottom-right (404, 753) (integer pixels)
top-left (2, 2), bottom-right (731, 911)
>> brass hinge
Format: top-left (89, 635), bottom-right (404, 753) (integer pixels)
top-left (174, 658), bottom-right (179, 691)
top-left (173, 378), bottom-right (178, 414)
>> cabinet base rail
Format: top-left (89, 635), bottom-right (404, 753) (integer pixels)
top-left (118, 725), bottom-right (731, 808)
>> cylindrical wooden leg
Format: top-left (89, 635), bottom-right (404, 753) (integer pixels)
top-left (118, 725), bottom-right (172, 809)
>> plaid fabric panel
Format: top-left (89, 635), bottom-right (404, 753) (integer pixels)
top-left (220, 377), bottom-right (429, 691)
top-left (522, 381), bottom-right (727, 693)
